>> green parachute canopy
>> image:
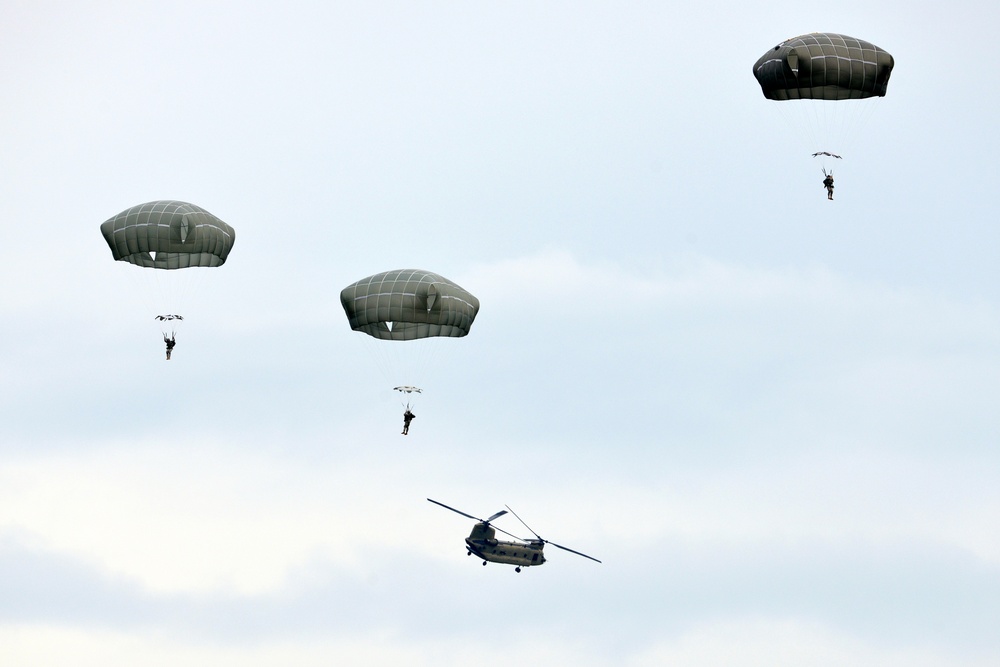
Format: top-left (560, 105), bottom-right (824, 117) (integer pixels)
top-left (753, 33), bottom-right (894, 101)
top-left (341, 269), bottom-right (480, 341)
top-left (100, 200), bottom-right (236, 269)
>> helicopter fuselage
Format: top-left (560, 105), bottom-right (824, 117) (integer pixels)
top-left (465, 522), bottom-right (546, 568)
top-left (427, 498), bottom-right (600, 570)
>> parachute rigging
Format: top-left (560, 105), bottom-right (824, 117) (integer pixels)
top-left (100, 200), bottom-right (235, 354)
top-left (753, 33), bottom-right (894, 171)
top-left (341, 269), bottom-right (480, 398)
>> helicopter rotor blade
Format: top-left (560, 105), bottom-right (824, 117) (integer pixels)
top-left (504, 505), bottom-right (542, 541)
top-left (428, 498), bottom-right (486, 523)
top-left (485, 509), bottom-right (508, 524)
top-left (547, 540), bottom-right (602, 563)
top-left (428, 499), bottom-right (510, 529)
top-left (428, 499), bottom-right (536, 543)
top-left (505, 505), bottom-right (601, 563)
top-left (491, 525), bottom-right (527, 541)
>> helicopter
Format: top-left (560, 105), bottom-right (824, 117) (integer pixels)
top-left (427, 498), bottom-right (601, 572)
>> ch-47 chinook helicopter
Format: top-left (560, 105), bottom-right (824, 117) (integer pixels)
top-left (427, 498), bottom-right (601, 572)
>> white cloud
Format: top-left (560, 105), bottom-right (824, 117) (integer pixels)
top-left (0, 439), bottom-right (453, 595)
top-left (629, 617), bottom-right (993, 667)
top-left (583, 451), bottom-right (1000, 566)
top-left (4, 617), bottom-right (993, 667)
top-left (4, 250), bottom-right (997, 600)
top-left (456, 251), bottom-right (1000, 563)
top-left (465, 249), bottom-right (999, 336)
top-left (1, 2), bottom-right (998, 663)
top-left (0, 624), bottom-right (452, 667)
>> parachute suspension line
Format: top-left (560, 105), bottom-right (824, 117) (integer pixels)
top-left (772, 99), bottom-right (825, 160)
top-left (806, 100), bottom-right (826, 153)
top-left (397, 336), bottom-right (447, 394)
top-left (340, 269), bottom-right (480, 404)
top-left (753, 34), bottom-right (894, 198)
top-left (816, 98), bottom-right (884, 159)
top-left (804, 100), bottom-right (848, 157)
top-left (361, 332), bottom-right (401, 392)
top-left (772, 97), bottom-right (884, 164)
top-left (115, 264), bottom-right (174, 340)
top-left (358, 334), bottom-right (436, 398)
top-left (100, 201), bottom-right (235, 354)
top-left (115, 262), bottom-right (212, 338)
top-left (391, 339), bottom-right (446, 393)
top-left (845, 98), bottom-right (883, 154)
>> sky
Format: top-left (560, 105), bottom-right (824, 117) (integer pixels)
top-left (2, 1), bottom-right (999, 665)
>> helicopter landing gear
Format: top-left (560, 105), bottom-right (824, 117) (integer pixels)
top-left (515, 566), bottom-right (521, 573)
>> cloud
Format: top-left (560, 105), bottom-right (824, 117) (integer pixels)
top-left (461, 250), bottom-right (999, 445)
top-left (465, 248), bottom-right (999, 335)
top-left (629, 617), bottom-right (997, 667)
top-left (0, 439), bottom-right (445, 596)
top-left (0, 625), bottom-right (441, 667)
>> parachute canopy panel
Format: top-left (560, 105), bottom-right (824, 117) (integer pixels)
top-left (341, 269), bottom-right (480, 341)
top-left (753, 33), bottom-right (894, 101)
top-left (100, 200), bottom-right (236, 269)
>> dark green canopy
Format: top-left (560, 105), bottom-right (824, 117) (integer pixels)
top-left (753, 33), bottom-right (894, 101)
top-left (100, 200), bottom-right (235, 269)
top-left (341, 269), bottom-right (480, 341)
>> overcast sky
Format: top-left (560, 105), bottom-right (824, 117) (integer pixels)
top-left (2, 1), bottom-right (999, 665)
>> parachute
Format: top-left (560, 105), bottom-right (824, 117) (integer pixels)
top-left (341, 269), bottom-right (480, 398)
top-left (100, 200), bottom-right (235, 268)
top-left (340, 269), bottom-right (479, 341)
top-left (100, 200), bottom-right (235, 352)
top-left (753, 33), bottom-right (894, 170)
top-left (753, 33), bottom-right (894, 101)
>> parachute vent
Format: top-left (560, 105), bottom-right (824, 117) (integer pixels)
top-left (426, 287), bottom-right (438, 313)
